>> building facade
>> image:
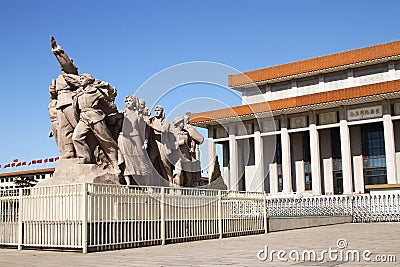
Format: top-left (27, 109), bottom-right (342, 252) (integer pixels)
top-left (190, 40), bottom-right (400, 196)
top-left (0, 168), bottom-right (54, 190)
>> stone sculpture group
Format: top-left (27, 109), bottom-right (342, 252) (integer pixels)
top-left (46, 36), bottom-right (203, 187)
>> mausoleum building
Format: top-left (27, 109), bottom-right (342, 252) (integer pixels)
top-left (190, 40), bottom-right (400, 196)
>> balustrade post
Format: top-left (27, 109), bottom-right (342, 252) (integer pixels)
top-left (218, 190), bottom-right (223, 239)
top-left (82, 183), bottom-right (88, 254)
top-left (160, 187), bottom-right (166, 245)
top-left (17, 188), bottom-right (23, 251)
top-left (263, 192), bottom-right (267, 234)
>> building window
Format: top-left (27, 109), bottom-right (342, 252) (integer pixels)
top-left (304, 162), bottom-right (312, 191)
top-left (271, 80), bottom-right (291, 92)
top-left (303, 132), bottom-right (312, 190)
top-left (331, 127), bottom-right (343, 194)
top-left (353, 63), bottom-right (388, 78)
top-left (277, 165), bottom-right (283, 192)
top-left (362, 123), bottom-right (387, 185)
top-left (395, 60), bottom-right (400, 70)
top-left (296, 76), bottom-right (319, 88)
top-left (275, 135), bottom-right (283, 192)
top-left (324, 70), bottom-right (347, 83)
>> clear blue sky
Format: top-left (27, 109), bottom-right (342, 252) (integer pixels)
top-left (0, 0), bottom-right (399, 168)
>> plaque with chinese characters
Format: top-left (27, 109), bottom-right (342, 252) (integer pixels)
top-left (347, 105), bottom-right (382, 121)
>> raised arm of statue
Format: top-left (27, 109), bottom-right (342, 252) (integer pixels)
top-left (62, 72), bottom-right (81, 88)
top-left (93, 80), bottom-right (117, 99)
top-left (50, 36), bottom-right (78, 75)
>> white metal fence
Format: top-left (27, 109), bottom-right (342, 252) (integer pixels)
top-left (1, 185), bottom-right (399, 253)
top-left (0, 184), bottom-right (266, 253)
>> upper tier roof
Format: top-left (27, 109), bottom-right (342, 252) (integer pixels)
top-left (228, 40), bottom-right (400, 88)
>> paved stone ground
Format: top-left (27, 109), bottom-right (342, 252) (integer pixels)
top-left (0, 222), bottom-right (399, 266)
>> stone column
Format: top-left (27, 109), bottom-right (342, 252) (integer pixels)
top-left (383, 101), bottom-right (397, 184)
top-left (353, 155), bottom-right (364, 193)
top-left (295, 161), bottom-right (305, 193)
top-left (395, 120), bottom-right (400, 184)
top-left (280, 115), bottom-right (292, 194)
top-left (339, 107), bottom-right (353, 194)
top-left (253, 130), bottom-right (265, 192)
top-left (292, 132), bottom-right (304, 193)
top-left (269, 163), bottom-right (278, 194)
top-left (323, 159), bottom-right (334, 195)
top-left (350, 126), bottom-right (364, 194)
top-left (229, 127), bottom-right (239, 191)
top-left (320, 128), bottom-right (333, 195)
top-left (309, 112), bottom-right (322, 195)
top-left (222, 142), bottom-right (230, 188)
top-left (207, 137), bottom-right (216, 180)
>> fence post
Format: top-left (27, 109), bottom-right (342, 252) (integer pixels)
top-left (17, 188), bottom-right (23, 251)
top-left (218, 190), bottom-right (223, 239)
top-left (82, 183), bottom-right (88, 254)
top-left (160, 187), bottom-right (166, 245)
top-left (263, 192), bottom-right (268, 234)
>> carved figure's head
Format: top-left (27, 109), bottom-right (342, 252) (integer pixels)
top-left (79, 73), bottom-right (95, 87)
top-left (124, 95), bottom-right (137, 110)
top-left (154, 105), bottom-right (165, 119)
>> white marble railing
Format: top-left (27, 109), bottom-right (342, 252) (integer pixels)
top-left (266, 194), bottom-right (400, 223)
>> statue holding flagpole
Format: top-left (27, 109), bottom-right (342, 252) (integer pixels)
top-left (42, 36), bottom-right (206, 188)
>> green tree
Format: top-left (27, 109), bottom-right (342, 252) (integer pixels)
top-left (210, 156), bottom-right (222, 183)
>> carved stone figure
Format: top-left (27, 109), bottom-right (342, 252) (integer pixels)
top-left (118, 95), bottom-right (150, 185)
top-left (50, 36), bottom-right (80, 159)
top-left (171, 116), bottom-right (192, 187)
top-left (137, 98), bottom-right (150, 142)
top-left (45, 36), bottom-right (205, 188)
top-left (145, 106), bottom-right (174, 183)
top-left (48, 80), bottom-right (59, 148)
top-left (183, 115), bottom-right (204, 161)
top-left (138, 99), bottom-right (151, 118)
top-left (183, 115), bottom-right (204, 186)
top-left (69, 73), bottom-right (121, 175)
